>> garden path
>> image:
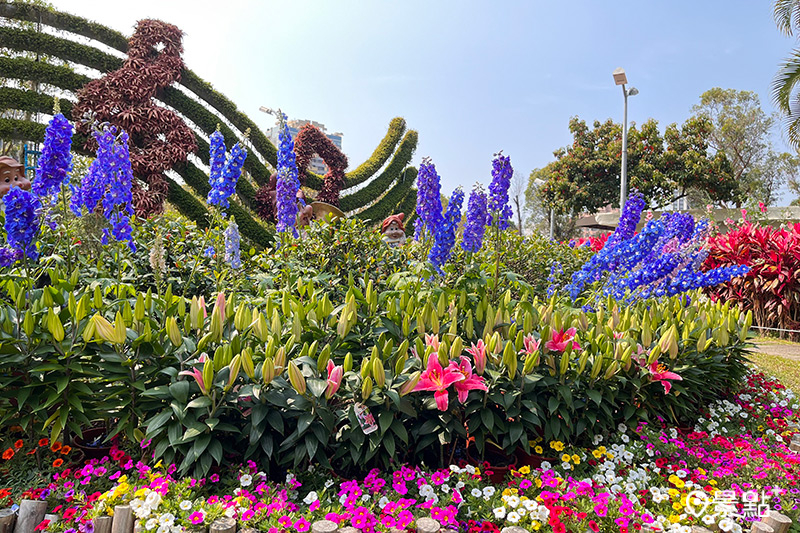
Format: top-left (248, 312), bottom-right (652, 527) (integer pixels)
top-left (753, 339), bottom-right (800, 360)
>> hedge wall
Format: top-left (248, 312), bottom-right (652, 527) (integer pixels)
top-left (356, 166), bottom-right (416, 224)
top-left (0, 1), bottom-right (415, 244)
top-left (339, 129), bottom-right (418, 212)
top-left (0, 86), bottom-right (73, 116)
top-left (344, 117), bottom-right (405, 189)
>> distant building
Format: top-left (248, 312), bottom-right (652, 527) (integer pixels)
top-left (266, 119), bottom-right (343, 175)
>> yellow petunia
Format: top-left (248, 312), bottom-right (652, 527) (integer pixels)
top-left (668, 488), bottom-right (679, 498)
top-left (534, 446), bottom-right (543, 454)
top-left (562, 454), bottom-right (571, 463)
top-left (605, 452), bottom-right (614, 459)
top-left (592, 450), bottom-right (603, 459)
top-left (674, 479), bottom-right (685, 489)
top-left (535, 478), bottom-right (543, 488)
top-left (669, 514), bottom-right (680, 524)
top-left (531, 520), bottom-right (541, 531)
top-left (672, 502), bottom-right (683, 511)
top-left (571, 454), bottom-right (580, 464)
top-left (597, 446), bottom-right (607, 454)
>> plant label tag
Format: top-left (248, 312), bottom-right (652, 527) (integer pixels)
top-left (354, 403), bottom-right (377, 434)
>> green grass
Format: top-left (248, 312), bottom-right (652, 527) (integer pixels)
top-left (755, 335), bottom-right (800, 346)
top-left (748, 352), bottom-right (800, 393)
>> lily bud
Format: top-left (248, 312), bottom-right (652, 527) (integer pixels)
top-left (344, 352), bottom-right (353, 373)
top-left (361, 376), bottom-right (373, 400)
top-left (262, 357), bottom-right (275, 385)
top-left (166, 317), bottom-right (183, 347)
top-left (399, 371), bottom-right (421, 396)
top-left (202, 358), bottom-right (214, 393)
top-left (373, 359), bottom-right (386, 388)
top-left (225, 354), bottom-right (242, 391)
top-left (241, 348), bottom-right (255, 379)
top-left (288, 361), bottom-right (307, 395)
top-left (274, 347), bottom-right (287, 373)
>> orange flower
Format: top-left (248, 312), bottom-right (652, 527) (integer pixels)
top-left (14, 440), bottom-right (23, 449)
top-left (60, 445), bottom-right (71, 455)
top-left (52, 458), bottom-right (63, 468)
top-left (2, 448), bottom-right (13, 460)
top-left (50, 442), bottom-right (62, 452)
top-left (38, 438), bottom-right (49, 447)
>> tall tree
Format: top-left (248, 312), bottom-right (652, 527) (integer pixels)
top-left (773, 0), bottom-right (800, 148)
top-left (534, 116), bottom-right (736, 216)
top-left (691, 88), bottom-right (796, 206)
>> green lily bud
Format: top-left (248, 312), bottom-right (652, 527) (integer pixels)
top-left (361, 376), bottom-right (373, 400)
top-left (373, 359), bottom-right (386, 388)
top-left (399, 371), bottom-right (420, 396)
top-left (344, 352), bottom-right (353, 373)
top-left (288, 361), bottom-right (307, 395)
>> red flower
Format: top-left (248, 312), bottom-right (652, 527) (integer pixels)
top-left (1, 448), bottom-right (13, 460)
top-left (52, 459), bottom-right (64, 468)
top-left (588, 520), bottom-right (600, 533)
top-left (38, 438), bottom-right (49, 447)
top-left (13, 440), bottom-right (23, 449)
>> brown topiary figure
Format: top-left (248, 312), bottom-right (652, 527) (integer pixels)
top-left (73, 19), bottom-right (197, 217)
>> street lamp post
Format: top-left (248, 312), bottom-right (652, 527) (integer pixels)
top-left (612, 68), bottom-right (638, 209)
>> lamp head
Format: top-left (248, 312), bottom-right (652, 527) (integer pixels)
top-left (627, 87), bottom-right (639, 96)
top-left (613, 67), bottom-right (627, 86)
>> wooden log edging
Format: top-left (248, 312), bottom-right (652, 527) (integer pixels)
top-left (209, 518), bottom-right (236, 533)
top-left (110, 506), bottom-right (132, 533)
top-left (751, 522), bottom-right (775, 533)
top-left (0, 509), bottom-right (16, 533)
top-left (13, 500), bottom-right (46, 533)
top-left (761, 511), bottom-right (792, 533)
top-left (93, 516), bottom-right (112, 533)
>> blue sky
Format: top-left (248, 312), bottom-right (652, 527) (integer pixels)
top-left (57, 0), bottom-right (798, 205)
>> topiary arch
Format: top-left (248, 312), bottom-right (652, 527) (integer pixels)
top-left (0, 1), bottom-right (421, 244)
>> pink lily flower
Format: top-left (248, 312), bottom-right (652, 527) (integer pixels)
top-left (648, 361), bottom-right (682, 394)
top-left (453, 356), bottom-right (488, 403)
top-left (198, 296), bottom-right (208, 318)
top-left (425, 334), bottom-right (440, 351)
top-left (325, 359), bottom-right (343, 399)
top-left (465, 339), bottom-right (487, 375)
top-left (179, 367), bottom-right (207, 395)
top-left (519, 334), bottom-right (541, 355)
top-left (545, 327), bottom-right (581, 352)
top-left (413, 354), bottom-right (465, 411)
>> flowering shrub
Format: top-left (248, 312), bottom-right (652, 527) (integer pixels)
top-left (703, 220), bottom-right (800, 339)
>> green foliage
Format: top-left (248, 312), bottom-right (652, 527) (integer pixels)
top-left (693, 87), bottom-right (798, 206)
top-left (355, 167), bottom-right (416, 224)
top-left (537, 116), bottom-right (736, 215)
top-left (340, 129), bottom-right (418, 213)
top-left (344, 117), bottom-right (406, 188)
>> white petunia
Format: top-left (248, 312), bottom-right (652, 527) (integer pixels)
top-left (179, 501), bottom-right (192, 511)
top-left (493, 507), bottom-right (506, 519)
top-left (240, 474), bottom-right (253, 487)
top-left (506, 512), bottom-right (520, 523)
top-left (483, 486), bottom-right (496, 497)
top-left (718, 518), bottom-right (734, 532)
top-left (156, 525), bottom-right (170, 533)
top-left (303, 491), bottom-right (318, 505)
top-left (145, 519), bottom-right (158, 531)
top-left (471, 489), bottom-right (482, 498)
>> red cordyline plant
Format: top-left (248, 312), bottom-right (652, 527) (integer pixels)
top-left (703, 221), bottom-right (800, 340)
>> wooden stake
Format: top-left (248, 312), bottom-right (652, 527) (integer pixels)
top-left (0, 509), bottom-right (16, 533)
top-left (94, 516), bottom-right (112, 533)
top-left (110, 506), bottom-right (132, 533)
top-left (13, 500), bottom-right (46, 533)
top-left (209, 518), bottom-right (236, 533)
top-left (751, 522), bottom-right (775, 533)
top-left (761, 511), bottom-right (792, 533)
top-left (311, 521), bottom-right (337, 533)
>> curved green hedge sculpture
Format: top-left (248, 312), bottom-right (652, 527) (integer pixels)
top-left (0, 2), bottom-right (418, 239)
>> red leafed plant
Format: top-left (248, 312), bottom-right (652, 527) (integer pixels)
top-left (293, 124), bottom-right (348, 206)
top-left (569, 232), bottom-right (610, 252)
top-left (72, 19), bottom-right (197, 217)
top-left (703, 221), bottom-right (800, 340)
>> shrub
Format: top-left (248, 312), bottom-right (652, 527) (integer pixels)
top-left (704, 221), bottom-right (800, 340)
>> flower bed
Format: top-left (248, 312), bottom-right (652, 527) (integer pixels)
top-left (1, 371), bottom-right (798, 533)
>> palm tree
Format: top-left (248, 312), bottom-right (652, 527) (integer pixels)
top-left (772, 0), bottom-right (800, 147)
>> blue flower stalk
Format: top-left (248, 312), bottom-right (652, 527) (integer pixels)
top-left (3, 186), bottom-right (42, 263)
top-left (415, 157), bottom-right (443, 241)
top-left (207, 132), bottom-right (247, 211)
top-left (275, 113), bottom-right (301, 236)
top-left (101, 130), bottom-right (136, 252)
top-left (224, 219), bottom-right (241, 269)
top-left (429, 187), bottom-right (464, 275)
top-left (70, 126), bottom-right (116, 216)
top-left (33, 113), bottom-right (73, 200)
top-left (461, 184), bottom-right (488, 254)
top-left (487, 151), bottom-right (514, 230)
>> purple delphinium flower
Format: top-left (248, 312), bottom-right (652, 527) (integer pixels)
top-left (487, 151), bottom-right (513, 230)
top-left (605, 191), bottom-right (646, 249)
top-left (429, 187), bottom-right (464, 275)
top-left (208, 138), bottom-right (247, 211)
top-left (100, 130), bottom-right (136, 252)
top-left (461, 185), bottom-right (488, 253)
top-left (276, 113), bottom-right (301, 236)
top-left (70, 126), bottom-right (116, 216)
top-left (208, 130), bottom-right (226, 190)
top-left (224, 219), bottom-right (241, 269)
top-left (3, 186), bottom-right (42, 260)
top-left (415, 157), bottom-right (443, 240)
top-left (0, 247), bottom-right (22, 267)
top-left (33, 113), bottom-right (73, 200)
